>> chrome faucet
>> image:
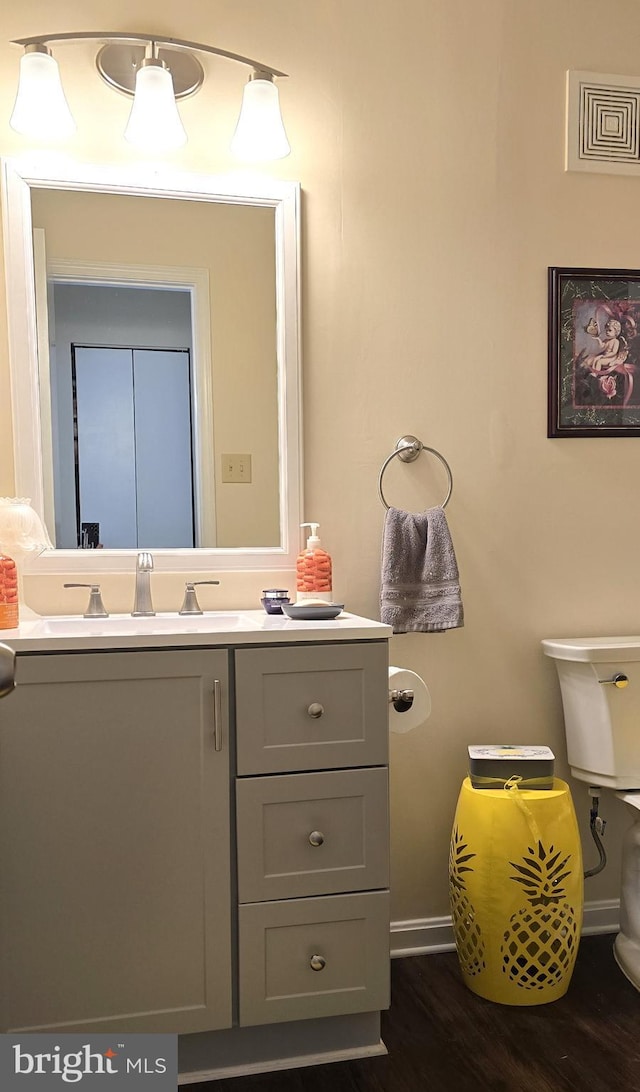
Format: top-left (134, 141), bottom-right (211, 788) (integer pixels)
top-left (132, 551), bottom-right (155, 617)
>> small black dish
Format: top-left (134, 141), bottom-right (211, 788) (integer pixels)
top-left (261, 597), bottom-right (291, 615)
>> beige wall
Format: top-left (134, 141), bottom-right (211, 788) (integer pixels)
top-left (1, 0), bottom-right (638, 924)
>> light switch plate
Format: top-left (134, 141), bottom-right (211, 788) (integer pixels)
top-left (221, 454), bottom-right (252, 483)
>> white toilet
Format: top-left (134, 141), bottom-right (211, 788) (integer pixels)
top-left (542, 636), bottom-right (640, 990)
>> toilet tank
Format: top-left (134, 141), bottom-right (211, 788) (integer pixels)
top-left (542, 637), bottom-right (640, 790)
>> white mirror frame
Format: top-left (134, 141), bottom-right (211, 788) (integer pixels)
top-left (1, 158), bottom-right (302, 573)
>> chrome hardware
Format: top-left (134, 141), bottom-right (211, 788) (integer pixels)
top-left (389, 688), bottom-right (414, 702)
top-left (0, 642), bottom-right (16, 699)
top-left (307, 702), bottom-right (324, 719)
top-left (63, 583), bottom-right (109, 618)
top-left (308, 831), bottom-right (325, 847)
top-left (132, 552), bottom-right (155, 617)
top-left (309, 954), bottom-right (326, 972)
top-left (262, 588), bottom-right (290, 600)
top-left (599, 673), bottom-right (629, 689)
top-left (389, 687), bottom-right (414, 713)
top-left (378, 434), bottom-right (454, 511)
top-left (213, 679), bottom-right (223, 751)
top-left (179, 580), bottom-right (221, 615)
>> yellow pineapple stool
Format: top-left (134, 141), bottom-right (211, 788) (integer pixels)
top-left (449, 777), bottom-right (583, 1005)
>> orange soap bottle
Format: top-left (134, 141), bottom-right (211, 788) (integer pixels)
top-left (0, 552), bottom-right (19, 629)
top-left (296, 523), bottom-right (333, 603)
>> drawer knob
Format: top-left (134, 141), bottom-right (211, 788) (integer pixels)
top-left (310, 954), bottom-right (326, 972)
top-left (307, 702), bottom-right (324, 719)
top-left (308, 830), bottom-right (325, 847)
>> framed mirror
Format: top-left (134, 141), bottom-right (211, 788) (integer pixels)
top-left (1, 158), bottom-right (302, 573)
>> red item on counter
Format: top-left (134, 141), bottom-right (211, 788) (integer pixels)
top-left (0, 553), bottom-right (19, 629)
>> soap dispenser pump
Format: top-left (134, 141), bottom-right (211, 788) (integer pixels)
top-left (296, 523), bottom-right (333, 603)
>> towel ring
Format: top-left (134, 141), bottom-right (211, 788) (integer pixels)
top-left (378, 435), bottom-right (454, 511)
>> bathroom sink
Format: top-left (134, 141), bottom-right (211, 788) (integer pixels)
top-left (34, 612), bottom-right (255, 637)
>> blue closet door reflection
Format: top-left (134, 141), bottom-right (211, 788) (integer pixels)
top-left (74, 347), bottom-right (137, 548)
top-left (133, 349), bottom-right (194, 548)
top-left (74, 346), bottom-right (194, 548)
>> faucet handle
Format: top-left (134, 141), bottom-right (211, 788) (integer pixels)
top-left (179, 580), bottom-right (220, 616)
top-left (64, 583), bottom-right (109, 618)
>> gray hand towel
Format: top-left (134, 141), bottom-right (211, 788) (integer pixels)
top-left (380, 506), bottom-right (464, 633)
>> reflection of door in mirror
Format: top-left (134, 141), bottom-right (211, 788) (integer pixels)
top-left (51, 283), bottom-right (196, 549)
top-left (73, 344), bottom-right (194, 550)
top-left (30, 187), bottom-right (281, 551)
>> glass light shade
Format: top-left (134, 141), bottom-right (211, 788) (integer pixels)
top-left (124, 63), bottom-right (187, 152)
top-left (0, 498), bottom-right (53, 560)
top-left (230, 77), bottom-right (291, 161)
top-left (9, 50), bottom-right (76, 140)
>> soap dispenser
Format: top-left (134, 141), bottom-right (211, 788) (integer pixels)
top-left (0, 552), bottom-right (19, 630)
top-left (296, 523), bottom-right (333, 603)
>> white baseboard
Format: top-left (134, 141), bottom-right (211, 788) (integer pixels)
top-left (390, 898), bottom-right (620, 958)
top-left (179, 1042), bottom-right (387, 1084)
top-left (580, 898), bottom-right (621, 935)
top-left (390, 914), bottom-right (456, 958)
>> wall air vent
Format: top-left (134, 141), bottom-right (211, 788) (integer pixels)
top-left (567, 70), bottom-right (640, 175)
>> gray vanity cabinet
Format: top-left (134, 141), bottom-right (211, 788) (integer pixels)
top-left (0, 628), bottom-right (391, 1073)
top-left (0, 648), bottom-right (232, 1035)
top-left (235, 642), bottom-right (389, 774)
top-left (238, 890), bottom-right (390, 1028)
top-left (234, 641), bottom-right (390, 1028)
top-left (235, 767), bottom-right (389, 902)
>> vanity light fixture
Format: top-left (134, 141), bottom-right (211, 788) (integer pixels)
top-left (230, 69), bottom-right (291, 161)
top-left (123, 45), bottom-right (188, 152)
top-left (9, 31), bottom-right (291, 160)
top-left (9, 44), bottom-right (76, 141)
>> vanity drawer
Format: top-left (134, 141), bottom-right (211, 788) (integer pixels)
top-left (235, 642), bottom-right (388, 774)
top-left (236, 767), bottom-right (389, 902)
top-left (238, 890), bottom-right (390, 1027)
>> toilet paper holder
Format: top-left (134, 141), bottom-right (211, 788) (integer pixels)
top-left (389, 687), bottom-right (414, 712)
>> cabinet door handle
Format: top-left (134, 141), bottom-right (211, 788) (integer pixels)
top-left (307, 702), bottom-right (324, 719)
top-left (310, 954), bottom-right (326, 971)
top-left (308, 830), bottom-right (325, 847)
top-left (213, 679), bottom-right (223, 751)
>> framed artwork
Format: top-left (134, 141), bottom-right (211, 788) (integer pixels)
top-left (548, 266), bottom-right (640, 437)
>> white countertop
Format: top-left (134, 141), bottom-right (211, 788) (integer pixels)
top-left (0, 610), bottom-right (392, 653)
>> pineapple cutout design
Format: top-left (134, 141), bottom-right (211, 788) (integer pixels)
top-left (449, 826), bottom-right (485, 977)
top-left (501, 840), bottom-right (579, 990)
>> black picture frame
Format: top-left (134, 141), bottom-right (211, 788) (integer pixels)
top-left (548, 266), bottom-right (640, 437)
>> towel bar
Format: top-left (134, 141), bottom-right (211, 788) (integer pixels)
top-left (378, 435), bottom-right (453, 510)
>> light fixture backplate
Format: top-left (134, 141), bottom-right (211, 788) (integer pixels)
top-left (96, 43), bottom-right (204, 98)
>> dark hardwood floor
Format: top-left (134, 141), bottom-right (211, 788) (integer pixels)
top-left (211, 935), bottom-right (640, 1092)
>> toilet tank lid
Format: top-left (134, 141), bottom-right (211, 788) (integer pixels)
top-left (542, 636), bottom-right (640, 662)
